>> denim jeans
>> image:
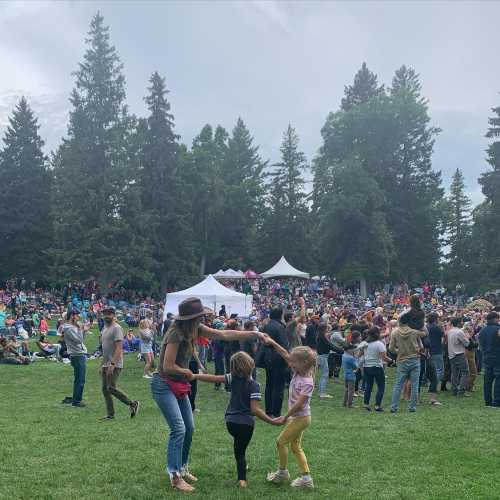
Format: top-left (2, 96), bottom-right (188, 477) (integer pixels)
top-left (391, 357), bottom-right (420, 412)
top-left (151, 374), bottom-right (194, 476)
top-left (364, 366), bottom-right (385, 407)
top-left (483, 364), bottom-right (500, 406)
top-left (318, 354), bottom-right (329, 395)
top-left (70, 355), bottom-right (86, 403)
top-left (431, 354), bottom-right (444, 382)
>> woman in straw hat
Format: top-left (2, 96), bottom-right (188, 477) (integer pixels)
top-left (152, 297), bottom-right (266, 492)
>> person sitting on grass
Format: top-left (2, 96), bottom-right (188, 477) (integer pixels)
top-left (35, 334), bottom-right (62, 360)
top-left (262, 337), bottom-right (317, 489)
top-left (193, 351), bottom-right (283, 488)
top-left (123, 329), bottom-right (140, 353)
top-left (0, 337), bottom-right (31, 364)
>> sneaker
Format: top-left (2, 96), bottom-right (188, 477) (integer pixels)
top-left (430, 401), bottom-right (442, 406)
top-left (291, 476), bottom-right (314, 489)
top-left (408, 408), bottom-right (416, 413)
top-left (374, 407), bottom-right (384, 412)
top-left (61, 397), bottom-right (73, 404)
top-left (353, 392), bottom-right (360, 398)
top-left (267, 469), bottom-right (290, 484)
top-left (363, 405), bottom-right (372, 411)
top-left (319, 394), bottom-right (333, 399)
top-left (100, 415), bottom-right (114, 421)
top-left (72, 402), bottom-right (86, 408)
top-left (130, 400), bottom-right (140, 418)
top-left (390, 408), bottom-right (398, 414)
top-left (143, 374), bottom-right (152, 379)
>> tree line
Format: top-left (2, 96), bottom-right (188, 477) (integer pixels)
top-left (0, 13), bottom-right (499, 294)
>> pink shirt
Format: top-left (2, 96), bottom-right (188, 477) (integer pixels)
top-left (288, 373), bottom-right (314, 418)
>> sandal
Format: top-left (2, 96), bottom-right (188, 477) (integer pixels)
top-left (171, 475), bottom-right (195, 492)
top-left (183, 471), bottom-right (198, 483)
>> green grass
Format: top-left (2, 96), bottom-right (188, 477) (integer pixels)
top-left (2, 326), bottom-right (500, 499)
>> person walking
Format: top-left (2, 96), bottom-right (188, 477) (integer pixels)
top-left (479, 311), bottom-right (500, 408)
top-left (61, 309), bottom-right (89, 407)
top-left (100, 306), bottom-right (140, 420)
top-left (262, 307), bottom-right (290, 417)
top-left (447, 317), bottom-right (470, 397)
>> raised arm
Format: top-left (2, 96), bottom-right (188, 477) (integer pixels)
top-left (262, 335), bottom-right (290, 365)
top-left (200, 324), bottom-right (263, 342)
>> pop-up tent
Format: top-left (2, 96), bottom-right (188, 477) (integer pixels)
top-left (164, 275), bottom-right (253, 319)
top-left (260, 256), bottom-right (310, 279)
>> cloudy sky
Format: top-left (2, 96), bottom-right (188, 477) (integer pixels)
top-left (1, 1), bottom-right (499, 202)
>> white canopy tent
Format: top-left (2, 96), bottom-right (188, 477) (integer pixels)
top-left (260, 256), bottom-right (310, 279)
top-left (163, 275), bottom-right (253, 319)
top-left (212, 269), bottom-right (246, 279)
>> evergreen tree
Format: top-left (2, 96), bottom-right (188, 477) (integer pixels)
top-left (188, 124), bottom-right (228, 275)
top-left (388, 65), bottom-right (444, 282)
top-left (445, 168), bottom-right (472, 284)
top-left (0, 97), bottom-right (52, 282)
top-left (218, 118), bottom-right (266, 268)
top-left (341, 62), bottom-right (385, 112)
top-left (318, 160), bottom-right (393, 283)
top-left (50, 13), bottom-right (141, 285)
top-left (473, 93), bottom-right (500, 288)
top-left (139, 71), bottom-right (195, 290)
top-left (260, 125), bottom-right (309, 269)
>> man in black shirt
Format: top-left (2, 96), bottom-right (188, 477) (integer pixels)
top-left (304, 315), bottom-right (320, 350)
top-left (262, 307), bottom-right (289, 417)
top-left (479, 311), bottom-right (500, 407)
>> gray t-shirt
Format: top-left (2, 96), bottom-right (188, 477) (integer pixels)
top-left (101, 323), bottom-right (124, 368)
top-left (63, 323), bottom-right (87, 356)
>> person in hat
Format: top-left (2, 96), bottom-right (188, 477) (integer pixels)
top-left (151, 297), bottom-right (266, 493)
top-left (100, 306), bottom-right (140, 420)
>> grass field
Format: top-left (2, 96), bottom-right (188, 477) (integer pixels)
top-left (2, 325), bottom-right (500, 500)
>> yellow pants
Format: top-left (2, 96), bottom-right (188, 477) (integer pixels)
top-left (276, 416), bottom-right (311, 474)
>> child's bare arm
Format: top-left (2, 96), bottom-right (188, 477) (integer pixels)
top-left (250, 400), bottom-right (282, 425)
top-left (262, 335), bottom-right (291, 365)
top-left (193, 373), bottom-right (225, 384)
top-left (285, 394), bottom-right (308, 419)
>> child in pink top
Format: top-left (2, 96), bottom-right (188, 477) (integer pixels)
top-left (262, 337), bottom-right (317, 489)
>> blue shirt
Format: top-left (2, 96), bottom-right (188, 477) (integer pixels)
top-left (342, 352), bottom-right (358, 381)
top-left (0, 311), bottom-right (6, 328)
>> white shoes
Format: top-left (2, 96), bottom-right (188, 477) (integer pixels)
top-left (291, 476), bottom-right (314, 489)
top-left (143, 374), bottom-right (152, 379)
top-left (267, 469), bottom-right (290, 484)
top-left (319, 394), bottom-right (333, 399)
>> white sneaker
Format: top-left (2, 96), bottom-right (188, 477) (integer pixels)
top-left (291, 476), bottom-right (314, 488)
top-left (143, 374), bottom-right (152, 379)
top-left (319, 394), bottom-right (333, 399)
top-left (267, 469), bottom-right (290, 484)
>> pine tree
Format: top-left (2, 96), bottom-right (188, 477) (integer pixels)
top-left (473, 93), bottom-right (500, 288)
top-left (188, 124), bottom-right (228, 275)
top-left (260, 125), bottom-right (309, 269)
top-left (445, 168), bottom-right (472, 284)
top-left (218, 118), bottom-right (266, 268)
top-left (0, 97), bottom-right (52, 282)
top-left (341, 62), bottom-right (385, 111)
top-left (50, 13), bottom-right (138, 285)
top-left (388, 65), bottom-right (444, 282)
top-left (140, 71), bottom-right (196, 290)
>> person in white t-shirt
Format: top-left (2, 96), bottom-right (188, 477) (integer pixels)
top-left (363, 326), bottom-right (392, 412)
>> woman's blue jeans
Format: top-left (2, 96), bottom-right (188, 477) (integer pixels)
top-left (151, 374), bottom-right (194, 476)
top-left (318, 354), bottom-right (329, 395)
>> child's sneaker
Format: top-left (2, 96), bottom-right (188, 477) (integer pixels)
top-left (291, 476), bottom-right (314, 489)
top-left (267, 469), bottom-right (290, 484)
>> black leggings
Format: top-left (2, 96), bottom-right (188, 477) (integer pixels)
top-left (226, 421), bottom-right (254, 481)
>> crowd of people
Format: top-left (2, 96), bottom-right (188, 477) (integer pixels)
top-left (2, 276), bottom-right (500, 492)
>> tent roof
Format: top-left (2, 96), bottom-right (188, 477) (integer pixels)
top-left (260, 256), bottom-right (310, 279)
top-left (168, 275), bottom-right (246, 298)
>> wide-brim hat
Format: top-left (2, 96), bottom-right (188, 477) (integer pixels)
top-left (174, 297), bottom-right (213, 321)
